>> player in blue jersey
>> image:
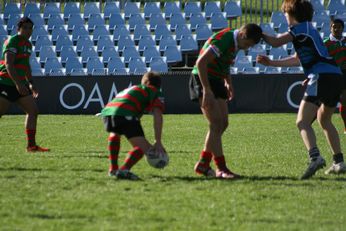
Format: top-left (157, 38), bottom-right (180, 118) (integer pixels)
top-left (257, 0), bottom-right (345, 178)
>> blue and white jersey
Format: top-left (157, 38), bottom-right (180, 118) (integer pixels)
top-left (289, 22), bottom-right (342, 76)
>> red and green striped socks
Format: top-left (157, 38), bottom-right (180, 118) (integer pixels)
top-left (108, 134), bottom-right (120, 172)
top-left (213, 155), bottom-right (227, 171)
top-left (198, 151), bottom-right (213, 167)
top-left (26, 129), bottom-right (36, 147)
top-left (120, 147), bottom-right (144, 170)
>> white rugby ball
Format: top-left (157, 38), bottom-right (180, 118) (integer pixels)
top-left (146, 148), bottom-right (169, 169)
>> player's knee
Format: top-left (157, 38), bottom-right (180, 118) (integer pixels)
top-left (27, 107), bottom-right (39, 117)
top-left (296, 119), bottom-right (309, 130)
top-left (208, 121), bottom-right (223, 134)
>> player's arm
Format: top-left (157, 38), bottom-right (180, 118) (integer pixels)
top-left (152, 107), bottom-right (165, 152)
top-left (224, 74), bottom-right (234, 100)
top-left (25, 63), bottom-right (39, 98)
top-left (257, 53), bottom-right (301, 67)
top-left (262, 32), bottom-right (293, 48)
top-left (5, 51), bottom-right (29, 95)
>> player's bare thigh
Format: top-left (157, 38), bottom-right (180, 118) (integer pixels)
top-left (0, 97), bottom-right (10, 115)
top-left (16, 95), bottom-right (39, 115)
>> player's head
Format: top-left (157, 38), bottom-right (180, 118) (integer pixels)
top-left (237, 23), bottom-right (263, 50)
top-left (17, 17), bottom-right (34, 39)
top-left (281, 0), bottom-right (313, 24)
top-left (141, 71), bottom-right (161, 89)
top-left (330, 18), bottom-right (344, 39)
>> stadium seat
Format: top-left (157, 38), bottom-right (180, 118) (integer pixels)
top-left (34, 35), bottom-right (53, 53)
top-left (144, 2), bottom-right (161, 19)
top-left (80, 46), bottom-right (99, 64)
top-left (84, 2), bottom-right (101, 20)
top-left (180, 34), bottom-right (198, 53)
top-left (104, 2), bottom-right (121, 20)
top-left (7, 14), bottom-right (23, 33)
top-left (128, 13), bottom-right (146, 31)
top-left (327, 0), bottom-right (346, 15)
top-left (51, 25), bottom-right (69, 43)
top-left (163, 45), bottom-right (183, 64)
top-left (138, 35), bottom-right (156, 52)
top-left (122, 46), bottom-right (141, 64)
top-left (102, 46), bottom-right (119, 64)
top-left (269, 46), bottom-right (289, 59)
top-left (143, 46), bottom-right (161, 64)
top-left (109, 13), bottom-right (126, 31)
top-left (48, 68), bottom-right (66, 76)
top-left (55, 35), bottom-right (73, 53)
top-left (195, 24), bottom-right (212, 42)
top-left (242, 67), bottom-right (260, 74)
top-left (70, 68), bottom-right (86, 76)
top-left (108, 57), bottom-right (126, 72)
top-left (109, 67), bottom-right (128, 75)
top-left (112, 25), bottom-right (131, 42)
top-left (39, 46), bottom-right (56, 64)
top-left (287, 66), bottom-right (304, 74)
top-left (92, 25), bottom-right (110, 43)
top-left (124, 2), bottom-right (141, 19)
top-left (224, 1), bottom-right (242, 19)
top-left (277, 23), bottom-right (289, 33)
top-left (204, 1), bottom-right (222, 19)
top-left (0, 35), bottom-right (8, 45)
top-left (88, 14), bottom-right (105, 32)
top-left (60, 46), bottom-right (78, 65)
top-left (270, 11), bottom-right (286, 29)
top-left (260, 23), bottom-right (276, 35)
top-left (128, 57), bottom-right (147, 73)
top-left (154, 24), bottom-right (172, 42)
top-left (0, 25), bottom-right (8, 36)
top-left (44, 57), bottom-right (63, 74)
top-left (210, 12), bottom-right (228, 31)
top-left (65, 57), bottom-right (83, 74)
top-left (159, 35), bottom-right (177, 52)
top-left (133, 67), bottom-right (148, 75)
top-left (263, 67), bottom-right (282, 74)
top-left (234, 55), bottom-right (253, 71)
top-left (72, 25), bottom-right (89, 44)
top-left (149, 13), bottom-right (167, 31)
top-left (30, 57), bottom-right (42, 70)
top-left (31, 68), bottom-right (44, 76)
top-left (312, 11), bottom-right (330, 29)
top-left (150, 57), bottom-right (169, 73)
top-left (169, 13), bottom-right (186, 31)
top-left (43, 3), bottom-right (61, 19)
top-left (24, 3), bottom-right (41, 16)
top-left (189, 13), bottom-right (208, 31)
top-left (335, 11), bottom-right (346, 21)
top-left (67, 14), bottom-right (85, 32)
top-left (96, 35), bottom-right (114, 53)
top-left (28, 14), bottom-right (45, 27)
top-left (86, 57), bottom-right (105, 75)
top-left (4, 3), bottom-right (21, 20)
top-left (31, 25), bottom-right (49, 43)
top-left (184, 2), bottom-right (202, 19)
top-left (164, 2), bottom-right (181, 19)
top-left (0, 16), bottom-right (4, 25)
top-left (247, 44), bottom-right (266, 59)
top-left (175, 24), bottom-right (192, 42)
top-left (64, 2), bottom-right (81, 20)
top-left (117, 35), bottom-right (135, 52)
top-left (310, 0), bottom-right (325, 13)
top-left (47, 14), bottom-right (65, 32)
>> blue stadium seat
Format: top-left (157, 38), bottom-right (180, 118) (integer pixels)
top-left (109, 67), bottom-right (128, 75)
top-left (109, 13), bottom-right (126, 30)
top-left (84, 2), bottom-right (101, 19)
top-left (0, 25), bottom-right (8, 36)
top-left (0, 35), bottom-right (8, 44)
top-left (335, 11), bottom-right (346, 25)
top-left (144, 2), bottom-right (161, 19)
top-left (190, 13), bottom-right (207, 31)
top-left (7, 14), bottom-right (23, 33)
top-left (327, 0), bottom-right (346, 15)
top-left (65, 57), bottom-right (83, 74)
top-left (67, 14), bottom-right (85, 32)
top-left (55, 35), bottom-right (73, 53)
top-left (64, 2), bottom-right (81, 20)
top-left (159, 35), bottom-right (177, 52)
top-left (24, 3), bottom-right (40, 16)
top-left (72, 25), bottom-right (89, 44)
top-left (28, 14), bottom-right (45, 27)
top-left (264, 67), bottom-right (282, 74)
top-left (204, 1), bottom-right (222, 19)
top-left (163, 45), bottom-right (182, 64)
top-left (102, 46), bottom-right (119, 64)
top-left (86, 57), bottom-right (105, 75)
top-left (184, 2), bottom-right (202, 19)
top-left (44, 57), bottom-right (63, 74)
top-left (247, 44), bottom-right (266, 60)
top-left (92, 25), bottom-right (110, 43)
top-left (175, 24), bottom-right (192, 42)
top-left (47, 14), bottom-right (65, 32)
top-left (122, 46), bottom-right (141, 64)
top-left (134, 24), bottom-right (151, 42)
top-left (31, 68), bottom-right (44, 76)
top-left (51, 25), bottom-right (69, 43)
top-left (287, 66), bottom-right (304, 74)
top-left (43, 3), bottom-right (61, 19)
top-left (76, 35), bottom-right (94, 53)
top-left (39, 46), bottom-right (56, 64)
top-left (97, 35), bottom-right (114, 53)
top-left (80, 46), bottom-right (99, 64)
top-left (242, 67), bottom-right (260, 74)
top-left (128, 13), bottom-right (146, 31)
top-left (150, 57), bottom-right (169, 73)
top-left (0, 16), bottom-right (4, 25)
top-left (210, 12), bottom-right (228, 31)
top-left (104, 2), bottom-right (121, 20)
top-left (31, 25), bottom-right (49, 43)
top-left (164, 2), bottom-right (181, 19)
top-left (4, 3), bottom-right (21, 20)
top-left (180, 34), bottom-right (198, 53)
top-left (270, 11), bottom-right (286, 29)
top-left (108, 57), bottom-right (126, 72)
top-left (234, 55), bottom-right (253, 71)
top-left (143, 46), bottom-right (161, 64)
top-left (149, 13), bottom-right (167, 31)
top-left (310, 0), bottom-right (325, 12)
top-left (169, 13), bottom-right (186, 31)
top-left (154, 24), bottom-right (172, 42)
top-left (138, 35), bottom-right (156, 52)
top-left (48, 68), bottom-right (66, 76)
top-left (30, 57), bottom-right (42, 70)
top-left (70, 68), bottom-right (86, 76)
top-left (60, 46), bottom-right (78, 65)
top-left (34, 35), bottom-right (53, 53)
top-left (124, 2), bottom-right (141, 19)
top-left (88, 14), bottom-right (105, 32)
top-left (312, 11), bottom-right (330, 29)
top-left (117, 35), bottom-right (135, 52)
top-left (128, 57), bottom-right (147, 74)
top-left (224, 1), bottom-right (242, 18)
top-left (133, 67), bottom-right (148, 75)
top-left (260, 23), bottom-right (276, 35)
top-left (277, 23), bottom-right (289, 33)
top-left (195, 24), bottom-right (213, 42)
top-left (112, 25), bottom-right (131, 42)
top-left (269, 46), bottom-right (289, 59)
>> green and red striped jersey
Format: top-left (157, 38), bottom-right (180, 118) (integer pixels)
top-left (324, 35), bottom-right (346, 71)
top-left (0, 34), bottom-right (32, 86)
top-left (192, 28), bottom-right (238, 79)
top-left (101, 84), bottom-right (164, 117)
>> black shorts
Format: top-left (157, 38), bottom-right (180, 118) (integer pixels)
top-left (103, 115), bottom-right (145, 139)
top-left (303, 73), bottom-right (343, 107)
top-left (0, 83), bottom-right (31, 102)
top-left (189, 73), bottom-right (228, 102)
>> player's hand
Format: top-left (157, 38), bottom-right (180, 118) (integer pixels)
top-left (256, 55), bottom-right (271, 66)
top-left (29, 84), bottom-right (39, 98)
top-left (16, 83), bottom-right (29, 96)
top-left (301, 78), bottom-right (309, 87)
top-left (153, 141), bottom-right (166, 153)
top-left (202, 89), bottom-right (214, 110)
top-left (225, 82), bottom-right (234, 101)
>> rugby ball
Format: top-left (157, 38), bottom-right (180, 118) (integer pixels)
top-left (146, 148), bottom-right (169, 169)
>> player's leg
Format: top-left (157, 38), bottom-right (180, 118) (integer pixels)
top-left (0, 97), bottom-right (10, 117)
top-left (296, 100), bottom-right (326, 179)
top-left (107, 132), bottom-right (121, 175)
top-left (339, 89), bottom-right (346, 134)
top-left (16, 95), bottom-right (49, 152)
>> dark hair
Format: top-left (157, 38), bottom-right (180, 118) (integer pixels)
top-left (141, 71), bottom-right (161, 89)
top-left (281, 0), bottom-right (313, 22)
top-left (240, 23), bottom-right (263, 44)
top-left (331, 18), bottom-right (344, 29)
top-left (17, 17), bottom-right (34, 29)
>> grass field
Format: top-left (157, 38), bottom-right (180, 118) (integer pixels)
top-left (1, 114), bottom-right (346, 231)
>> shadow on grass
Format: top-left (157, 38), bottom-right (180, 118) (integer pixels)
top-left (0, 167), bottom-right (103, 173)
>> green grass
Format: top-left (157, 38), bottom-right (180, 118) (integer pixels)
top-left (0, 114), bottom-right (346, 231)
